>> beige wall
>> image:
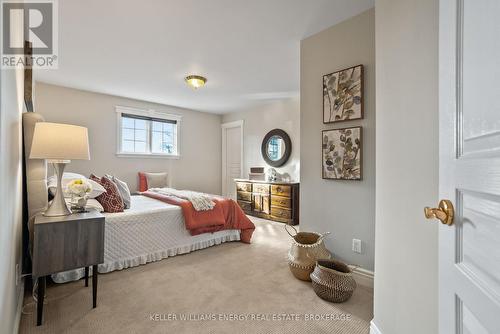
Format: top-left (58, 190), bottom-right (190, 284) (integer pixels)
top-left (35, 83), bottom-right (223, 194)
top-left (222, 97), bottom-right (300, 181)
top-left (300, 9), bottom-right (376, 271)
top-left (373, 0), bottom-right (439, 333)
top-left (0, 18), bottom-right (25, 334)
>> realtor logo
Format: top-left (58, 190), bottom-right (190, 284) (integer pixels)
top-left (1, 0), bottom-right (58, 68)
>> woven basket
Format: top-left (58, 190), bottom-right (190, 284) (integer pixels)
top-left (285, 225), bottom-right (331, 281)
top-left (310, 259), bottom-right (356, 303)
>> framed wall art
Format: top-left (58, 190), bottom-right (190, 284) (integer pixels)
top-left (322, 126), bottom-right (362, 180)
top-left (323, 64), bottom-right (363, 123)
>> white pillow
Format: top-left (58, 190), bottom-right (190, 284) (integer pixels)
top-left (48, 173), bottom-right (106, 199)
top-left (85, 199), bottom-right (105, 212)
top-left (145, 172), bottom-right (168, 189)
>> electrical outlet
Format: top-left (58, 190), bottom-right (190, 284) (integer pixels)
top-left (15, 264), bottom-right (20, 286)
top-left (352, 239), bottom-right (362, 254)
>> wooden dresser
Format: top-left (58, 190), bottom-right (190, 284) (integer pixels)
top-left (235, 179), bottom-right (299, 225)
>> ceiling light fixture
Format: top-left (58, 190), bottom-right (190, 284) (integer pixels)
top-left (185, 75), bottom-right (207, 89)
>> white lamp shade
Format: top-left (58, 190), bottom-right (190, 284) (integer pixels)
top-left (29, 122), bottom-right (90, 160)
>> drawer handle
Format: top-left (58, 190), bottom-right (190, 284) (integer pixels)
top-left (276, 186), bottom-right (282, 192)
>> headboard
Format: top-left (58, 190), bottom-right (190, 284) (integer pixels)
top-left (22, 112), bottom-right (48, 232)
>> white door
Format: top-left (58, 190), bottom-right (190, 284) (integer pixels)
top-left (221, 121), bottom-right (243, 199)
top-left (439, 0), bottom-right (500, 333)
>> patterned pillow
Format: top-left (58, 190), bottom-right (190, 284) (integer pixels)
top-left (104, 174), bottom-right (131, 209)
top-left (89, 174), bottom-right (124, 213)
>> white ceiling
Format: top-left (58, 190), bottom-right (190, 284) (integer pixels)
top-left (35, 0), bottom-right (374, 113)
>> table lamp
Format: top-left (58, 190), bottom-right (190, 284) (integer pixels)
top-left (30, 122), bottom-right (90, 216)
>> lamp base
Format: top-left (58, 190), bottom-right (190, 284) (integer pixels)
top-left (44, 162), bottom-right (71, 217)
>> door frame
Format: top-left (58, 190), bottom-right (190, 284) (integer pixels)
top-left (221, 120), bottom-right (244, 197)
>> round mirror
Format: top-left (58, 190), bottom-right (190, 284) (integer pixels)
top-left (261, 129), bottom-right (291, 167)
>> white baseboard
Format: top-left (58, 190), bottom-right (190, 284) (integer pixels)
top-left (349, 266), bottom-right (374, 289)
top-left (13, 280), bottom-right (24, 334)
top-left (370, 320), bottom-right (382, 334)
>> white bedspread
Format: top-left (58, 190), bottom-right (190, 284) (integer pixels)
top-left (52, 195), bottom-right (240, 283)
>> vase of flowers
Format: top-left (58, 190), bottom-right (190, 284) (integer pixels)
top-left (66, 179), bottom-right (92, 212)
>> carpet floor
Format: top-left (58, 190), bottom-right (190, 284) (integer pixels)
top-left (19, 217), bottom-right (373, 334)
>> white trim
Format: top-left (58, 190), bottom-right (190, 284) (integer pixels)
top-left (349, 265), bottom-right (374, 289)
top-left (221, 120), bottom-right (244, 129)
top-left (116, 153), bottom-right (180, 159)
top-left (115, 105), bottom-right (181, 157)
top-left (370, 321), bottom-right (383, 334)
top-left (13, 280), bottom-right (24, 334)
top-left (221, 120), bottom-right (244, 197)
top-left (115, 105), bottom-right (183, 122)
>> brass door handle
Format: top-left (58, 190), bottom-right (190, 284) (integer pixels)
top-left (424, 199), bottom-right (454, 226)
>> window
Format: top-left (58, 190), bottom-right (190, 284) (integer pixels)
top-left (116, 107), bottom-right (181, 157)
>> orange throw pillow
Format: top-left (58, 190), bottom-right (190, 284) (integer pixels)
top-left (138, 172), bottom-right (148, 192)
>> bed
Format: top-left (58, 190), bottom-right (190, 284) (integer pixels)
top-left (52, 195), bottom-right (240, 283)
top-left (23, 112), bottom-right (251, 284)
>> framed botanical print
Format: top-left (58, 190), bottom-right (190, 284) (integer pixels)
top-left (323, 64), bottom-right (363, 123)
top-left (322, 127), bottom-right (362, 180)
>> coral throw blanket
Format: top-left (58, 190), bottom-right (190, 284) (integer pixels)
top-left (141, 190), bottom-right (255, 243)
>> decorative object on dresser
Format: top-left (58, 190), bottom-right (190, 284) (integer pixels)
top-left (261, 128), bottom-right (292, 167)
top-left (29, 122), bottom-right (90, 216)
top-left (235, 179), bottom-right (299, 225)
top-left (249, 167), bottom-right (266, 181)
top-left (323, 64), bottom-right (363, 123)
top-left (33, 211), bottom-right (105, 326)
top-left (266, 168), bottom-right (278, 182)
top-left (322, 126), bottom-right (362, 180)
top-left (285, 224), bottom-right (331, 281)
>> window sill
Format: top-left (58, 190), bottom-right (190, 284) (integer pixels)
top-left (116, 152), bottom-right (180, 159)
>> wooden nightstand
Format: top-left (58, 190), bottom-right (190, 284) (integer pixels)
top-left (33, 210), bottom-right (105, 326)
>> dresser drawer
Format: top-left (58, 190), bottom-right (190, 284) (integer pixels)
top-left (237, 200), bottom-right (252, 212)
top-left (271, 185), bottom-right (292, 197)
top-left (236, 182), bottom-right (252, 192)
top-left (253, 183), bottom-right (270, 195)
top-left (252, 194), bottom-right (270, 214)
top-left (271, 195), bottom-right (291, 208)
top-left (271, 207), bottom-right (292, 219)
top-left (237, 191), bottom-right (252, 202)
